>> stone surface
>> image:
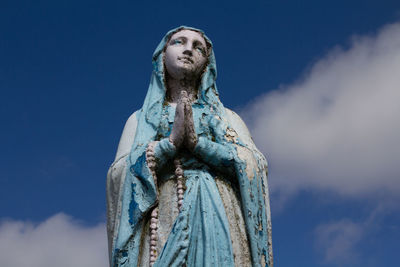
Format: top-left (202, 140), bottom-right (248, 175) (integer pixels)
top-left (106, 26), bottom-right (273, 267)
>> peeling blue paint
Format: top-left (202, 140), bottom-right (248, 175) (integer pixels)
top-left (111, 26), bottom-right (272, 267)
top-left (128, 184), bottom-right (138, 226)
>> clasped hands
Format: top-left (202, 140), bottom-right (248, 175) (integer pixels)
top-left (169, 91), bottom-right (198, 151)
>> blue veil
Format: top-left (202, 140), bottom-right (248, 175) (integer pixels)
top-left (111, 26), bottom-right (272, 267)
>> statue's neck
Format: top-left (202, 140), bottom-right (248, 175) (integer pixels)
top-left (166, 77), bottom-right (198, 104)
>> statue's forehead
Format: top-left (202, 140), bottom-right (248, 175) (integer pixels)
top-left (169, 29), bottom-right (207, 46)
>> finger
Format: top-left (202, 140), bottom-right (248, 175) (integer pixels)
top-left (186, 105), bottom-right (194, 127)
top-left (175, 101), bottom-right (184, 121)
top-left (180, 90), bottom-right (188, 101)
top-left (183, 98), bottom-right (190, 114)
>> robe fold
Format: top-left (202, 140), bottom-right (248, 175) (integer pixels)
top-left (106, 26), bottom-right (273, 267)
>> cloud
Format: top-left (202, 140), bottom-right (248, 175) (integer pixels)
top-left (0, 213), bottom-right (108, 267)
top-left (241, 22), bottom-right (400, 265)
top-left (244, 22), bottom-right (400, 197)
top-left (313, 204), bottom-right (390, 266)
top-left (314, 219), bottom-right (364, 265)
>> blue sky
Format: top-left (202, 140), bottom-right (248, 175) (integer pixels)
top-left (1, 0), bottom-right (400, 266)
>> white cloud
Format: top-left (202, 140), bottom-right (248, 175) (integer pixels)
top-left (0, 213), bottom-right (108, 267)
top-left (244, 22), bottom-right (400, 197)
top-left (314, 219), bottom-right (364, 265)
top-left (313, 204), bottom-right (389, 265)
top-left (242, 23), bottom-right (400, 263)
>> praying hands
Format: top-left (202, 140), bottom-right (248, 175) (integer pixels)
top-left (169, 90), bottom-right (198, 151)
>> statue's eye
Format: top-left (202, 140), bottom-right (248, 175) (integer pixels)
top-left (196, 46), bottom-right (206, 56)
top-left (173, 39), bottom-right (182, 45)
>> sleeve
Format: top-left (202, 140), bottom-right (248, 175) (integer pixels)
top-left (146, 138), bottom-right (177, 172)
top-left (106, 111), bottom-right (138, 261)
top-left (193, 136), bottom-right (236, 175)
top-left (106, 155), bottom-right (127, 260)
top-left (154, 138), bottom-right (177, 165)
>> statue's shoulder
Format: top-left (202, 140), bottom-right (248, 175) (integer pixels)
top-left (114, 110), bottom-right (139, 160)
top-left (123, 110), bottom-right (140, 138)
top-left (224, 108), bottom-right (243, 124)
top-left (125, 110), bottom-right (139, 127)
top-left (224, 107), bottom-right (254, 147)
top-left (224, 108), bottom-right (267, 165)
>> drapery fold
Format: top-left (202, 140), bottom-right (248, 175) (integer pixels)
top-left (107, 26), bottom-right (272, 267)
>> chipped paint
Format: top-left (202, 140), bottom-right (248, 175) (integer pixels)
top-left (106, 26), bottom-right (273, 267)
top-left (225, 127), bottom-right (239, 143)
top-left (236, 145), bottom-right (258, 180)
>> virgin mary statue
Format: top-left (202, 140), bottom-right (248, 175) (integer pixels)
top-left (106, 26), bottom-right (273, 267)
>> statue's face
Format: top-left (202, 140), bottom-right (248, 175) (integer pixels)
top-left (164, 29), bottom-right (208, 80)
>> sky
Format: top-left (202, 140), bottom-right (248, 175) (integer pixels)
top-left (1, 0), bottom-right (399, 266)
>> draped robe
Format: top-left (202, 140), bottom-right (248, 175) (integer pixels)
top-left (106, 26), bottom-right (273, 267)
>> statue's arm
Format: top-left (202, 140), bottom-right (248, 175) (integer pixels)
top-left (226, 108), bottom-right (273, 262)
top-left (190, 107), bottom-right (261, 174)
top-left (113, 112), bottom-right (138, 161)
top-left (106, 110), bottom-right (176, 242)
top-left (192, 136), bottom-right (236, 175)
top-left (106, 111), bottom-right (138, 259)
top-left (106, 111), bottom-right (177, 262)
top-left (224, 108), bottom-right (258, 151)
top-left (225, 108), bottom-right (267, 164)
top-left (152, 138), bottom-right (177, 168)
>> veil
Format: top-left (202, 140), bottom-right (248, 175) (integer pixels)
top-left (109, 26), bottom-right (272, 267)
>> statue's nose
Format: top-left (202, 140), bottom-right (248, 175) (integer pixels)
top-left (182, 42), bottom-right (193, 56)
top-left (183, 49), bottom-right (193, 56)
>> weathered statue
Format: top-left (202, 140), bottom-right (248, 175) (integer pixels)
top-left (106, 26), bottom-right (273, 267)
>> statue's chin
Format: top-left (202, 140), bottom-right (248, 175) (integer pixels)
top-left (168, 66), bottom-right (200, 81)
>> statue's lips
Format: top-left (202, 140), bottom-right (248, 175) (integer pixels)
top-left (178, 56), bottom-right (194, 64)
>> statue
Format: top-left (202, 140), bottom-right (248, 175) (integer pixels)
top-left (106, 26), bottom-right (273, 267)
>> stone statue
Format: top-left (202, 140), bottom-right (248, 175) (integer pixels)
top-left (106, 26), bottom-right (273, 267)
